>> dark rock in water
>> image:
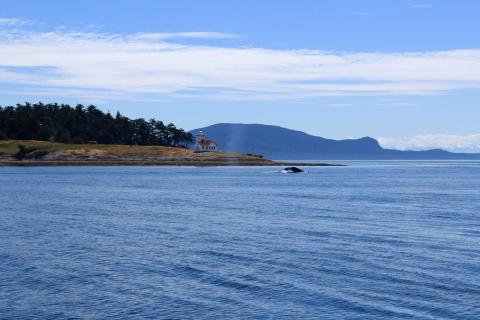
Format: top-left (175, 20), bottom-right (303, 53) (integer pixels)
top-left (283, 167), bottom-right (304, 173)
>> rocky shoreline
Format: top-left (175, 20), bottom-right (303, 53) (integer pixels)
top-left (0, 141), bottom-right (343, 167)
top-left (0, 160), bottom-right (339, 167)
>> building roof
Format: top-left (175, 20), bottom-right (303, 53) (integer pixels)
top-left (199, 139), bottom-right (217, 146)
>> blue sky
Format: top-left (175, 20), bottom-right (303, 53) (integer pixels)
top-left (1, 0), bottom-right (480, 151)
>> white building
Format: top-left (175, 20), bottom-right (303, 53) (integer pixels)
top-left (194, 130), bottom-right (218, 152)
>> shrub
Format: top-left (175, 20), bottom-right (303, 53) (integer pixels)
top-left (13, 145), bottom-right (49, 160)
top-left (14, 144), bottom-right (29, 160)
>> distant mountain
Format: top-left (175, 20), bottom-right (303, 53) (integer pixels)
top-left (190, 123), bottom-right (480, 160)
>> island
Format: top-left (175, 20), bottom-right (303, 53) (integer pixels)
top-left (0, 140), bottom-right (341, 167)
top-left (191, 123), bottom-right (480, 160)
top-left (0, 103), bottom-right (343, 167)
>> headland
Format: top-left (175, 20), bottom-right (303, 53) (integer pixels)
top-left (0, 141), bottom-right (342, 167)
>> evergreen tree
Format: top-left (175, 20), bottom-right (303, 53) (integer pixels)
top-left (0, 102), bottom-right (194, 147)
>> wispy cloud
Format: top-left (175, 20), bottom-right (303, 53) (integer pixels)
top-left (411, 4), bottom-right (433, 8)
top-left (379, 134), bottom-right (480, 152)
top-left (349, 12), bottom-right (374, 16)
top-left (378, 101), bottom-right (419, 107)
top-left (1, 20), bottom-right (480, 101)
top-left (130, 32), bottom-right (241, 41)
top-left (0, 18), bottom-right (28, 26)
top-left (328, 103), bottom-right (356, 107)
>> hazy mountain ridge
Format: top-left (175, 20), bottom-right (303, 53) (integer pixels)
top-left (190, 123), bottom-right (480, 160)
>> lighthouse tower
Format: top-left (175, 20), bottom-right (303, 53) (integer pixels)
top-left (195, 130), bottom-right (206, 151)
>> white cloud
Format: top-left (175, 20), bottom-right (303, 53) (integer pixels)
top-left (1, 21), bottom-right (480, 101)
top-left (379, 134), bottom-right (480, 152)
top-left (0, 18), bottom-right (27, 26)
top-left (328, 103), bottom-right (356, 107)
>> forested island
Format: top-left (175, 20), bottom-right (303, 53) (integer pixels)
top-left (0, 102), bottom-right (193, 147)
top-left (0, 102), bottom-right (338, 166)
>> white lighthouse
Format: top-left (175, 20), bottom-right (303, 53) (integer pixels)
top-left (194, 130), bottom-right (218, 152)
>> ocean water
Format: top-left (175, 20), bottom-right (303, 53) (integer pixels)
top-left (1, 161), bottom-right (480, 319)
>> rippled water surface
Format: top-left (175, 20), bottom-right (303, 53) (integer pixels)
top-left (1, 162), bottom-right (480, 319)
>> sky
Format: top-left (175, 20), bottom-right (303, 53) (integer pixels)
top-left (1, 0), bottom-right (480, 152)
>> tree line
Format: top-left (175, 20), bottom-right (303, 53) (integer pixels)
top-left (0, 102), bottom-right (194, 147)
